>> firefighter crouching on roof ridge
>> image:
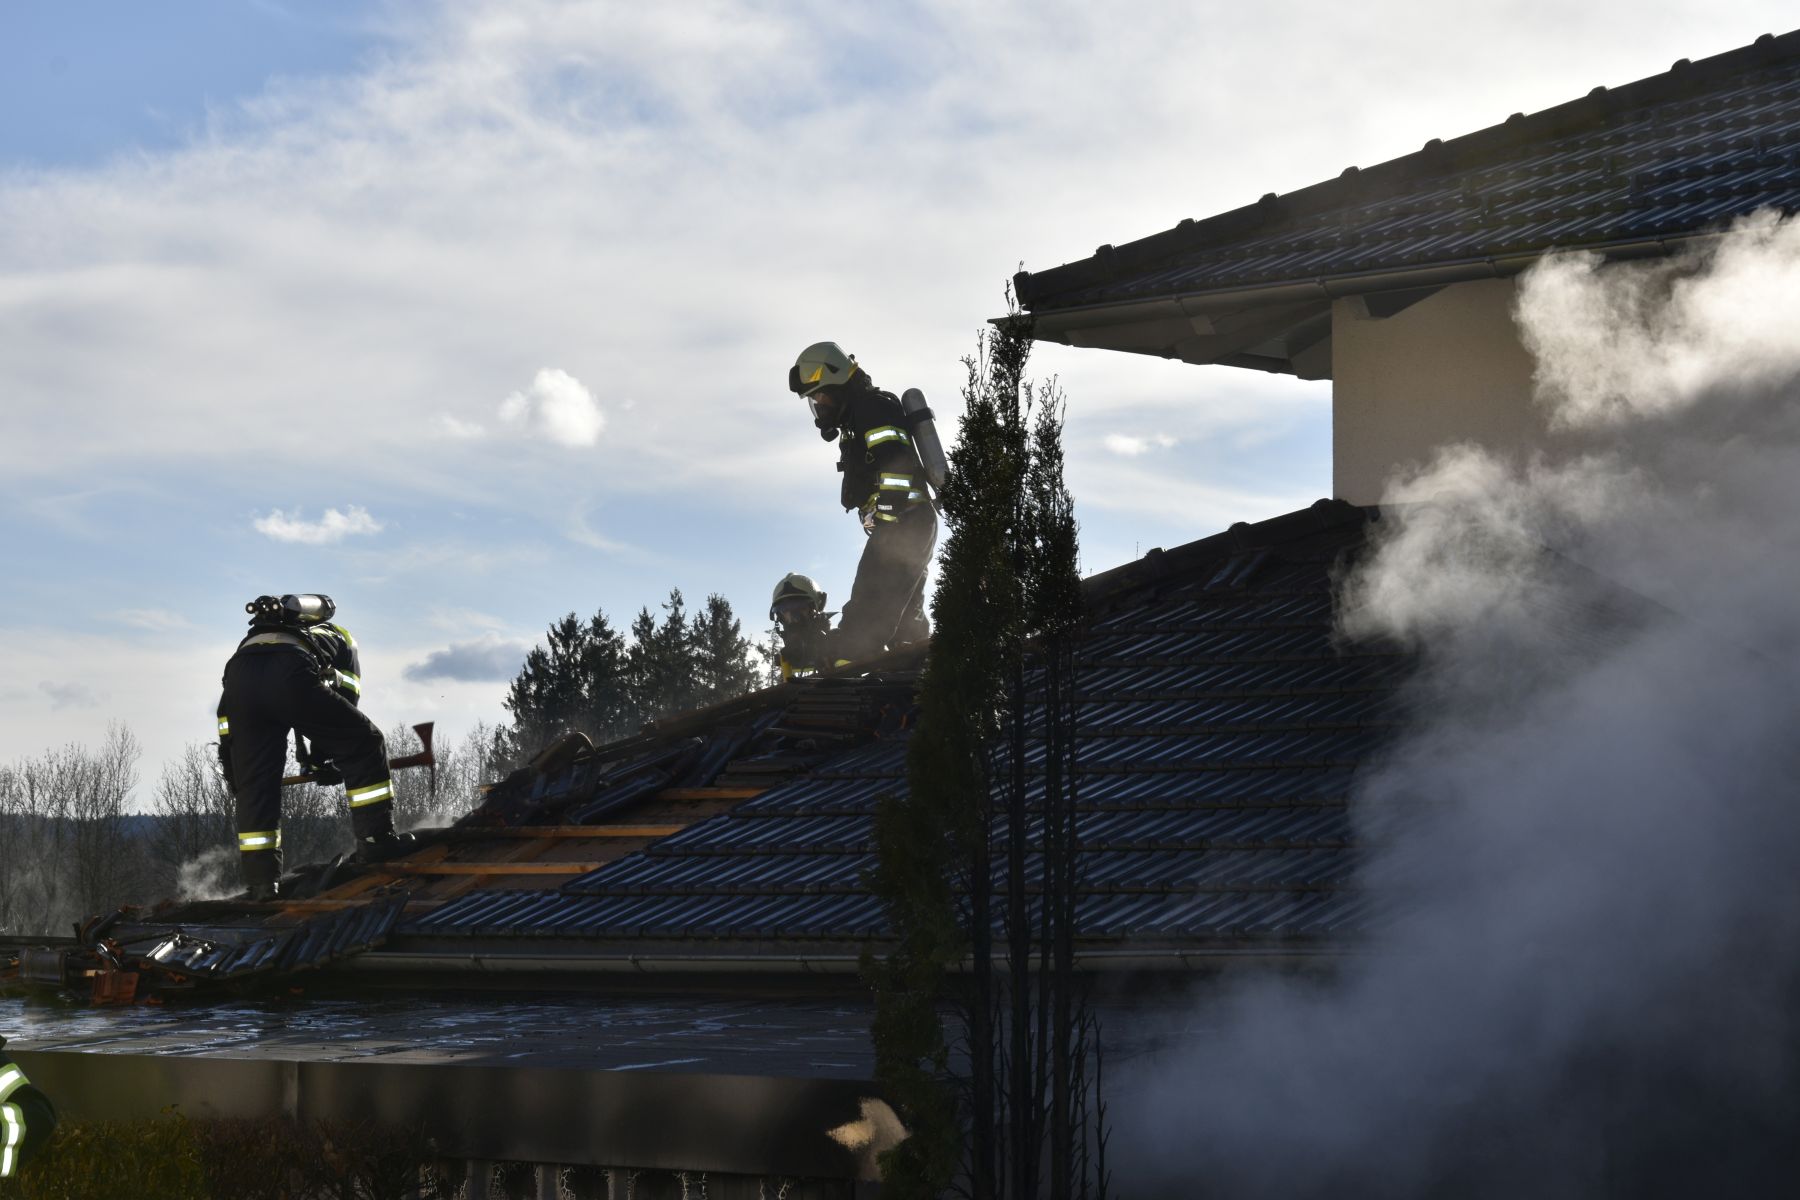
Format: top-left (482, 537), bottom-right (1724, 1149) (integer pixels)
top-left (0, 1035), bottom-right (57, 1179)
top-left (771, 572), bottom-right (833, 680)
top-left (216, 594), bottom-right (413, 901)
top-left (788, 342), bottom-right (942, 665)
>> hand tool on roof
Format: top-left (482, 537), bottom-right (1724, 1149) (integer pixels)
top-left (283, 721), bottom-right (435, 789)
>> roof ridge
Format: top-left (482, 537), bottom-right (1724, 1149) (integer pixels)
top-left (1081, 499), bottom-right (1374, 605)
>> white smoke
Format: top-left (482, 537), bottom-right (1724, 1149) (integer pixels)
top-left (1116, 211), bottom-right (1800, 1197)
top-left (176, 845), bottom-right (241, 902)
top-left (1525, 209), bottom-right (1800, 431)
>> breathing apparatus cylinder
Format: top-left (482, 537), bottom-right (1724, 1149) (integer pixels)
top-left (246, 594), bottom-right (336, 625)
top-left (282, 594), bottom-right (336, 625)
top-left (901, 389), bottom-right (949, 491)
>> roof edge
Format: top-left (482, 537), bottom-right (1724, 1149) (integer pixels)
top-left (1016, 29), bottom-right (1800, 311)
top-left (1014, 232), bottom-right (1712, 350)
top-left (336, 945), bottom-right (1355, 978)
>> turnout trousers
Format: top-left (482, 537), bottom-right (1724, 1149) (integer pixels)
top-left (217, 647), bottom-right (392, 889)
top-left (832, 503), bottom-right (938, 664)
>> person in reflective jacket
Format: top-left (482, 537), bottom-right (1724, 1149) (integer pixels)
top-left (789, 342), bottom-right (937, 664)
top-left (216, 594), bottom-right (412, 901)
top-left (0, 1036), bottom-right (57, 1179)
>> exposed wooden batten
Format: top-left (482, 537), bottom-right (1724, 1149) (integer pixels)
top-left (379, 862), bottom-right (607, 876)
top-left (445, 824), bottom-right (688, 840)
top-left (655, 787), bottom-right (765, 801)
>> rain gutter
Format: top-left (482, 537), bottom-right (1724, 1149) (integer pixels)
top-left (336, 946), bottom-right (1351, 978)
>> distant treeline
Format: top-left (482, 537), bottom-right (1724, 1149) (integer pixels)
top-left (0, 723), bottom-right (494, 938)
top-left (493, 588), bottom-right (768, 764)
top-left (0, 589), bottom-right (771, 938)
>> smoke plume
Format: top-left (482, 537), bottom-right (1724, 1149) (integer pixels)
top-left (1115, 211), bottom-right (1800, 1198)
top-left (176, 845), bottom-right (241, 903)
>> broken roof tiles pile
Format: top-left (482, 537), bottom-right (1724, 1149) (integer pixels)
top-left (405, 500), bottom-right (1401, 954)
top-left (1017, 31), bottom-right (1800, 311)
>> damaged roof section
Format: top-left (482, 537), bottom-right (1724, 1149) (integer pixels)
top-left (5, 500), bottom-right (1412, 1001)
top-left (400, 500), bottom-right (1400, 964)
top-left (1016, 30), bottom-right (1800, 375)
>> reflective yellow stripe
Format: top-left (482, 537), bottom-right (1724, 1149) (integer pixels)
top-left (217, 717), bottom-right (231, 735)
top-left (334, 669), bottom-right (361, 694)
top-left (1, 1102), bottom-right (21, 1178)
top-left (878, 473), bottom-right (915, 489)
top-left (347, 781), bottom-right (392, 807)
top-left (0, 1066), bottom-right (23, 1104)
top-left (329, 623), bottom-right (356, 649)
top-left (864, 425), bottom-right (909, 447)
top-left (238, 829), bottom-right (281, 851)
top-left (875, 512), bottom-right (900, 522)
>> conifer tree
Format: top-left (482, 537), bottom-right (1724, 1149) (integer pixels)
top-left (499, 589), bottom-right (763, 762)
top-left (692, 593), bottom-right (762, 705)
top-left (867, 309), bottom-right (1103, 1200)
top-left (868, 313), bottom-right (1032, 1198)
top-left (628, 588), bottom-right (695, 721)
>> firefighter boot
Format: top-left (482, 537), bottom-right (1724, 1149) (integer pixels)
top-left (241, 848), bottom-right (282, 902)
top-left (351, 799), bottom-right (417, 865)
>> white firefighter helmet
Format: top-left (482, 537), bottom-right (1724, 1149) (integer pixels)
top-left (789, 342), bottom-right (859, 399)
top-left (770, 572), bottom-right (827, 622)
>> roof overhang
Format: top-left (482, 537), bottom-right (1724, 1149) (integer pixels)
top-left (1020, 233), bottom-right (1711, 380)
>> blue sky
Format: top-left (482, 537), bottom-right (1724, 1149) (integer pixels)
top-left (2, 0), bottom-right (1791, 799)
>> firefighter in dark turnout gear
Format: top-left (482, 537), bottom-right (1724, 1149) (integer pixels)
top-left (216, 595), bottom-right (409, 901)
top-left (770, 572), bottom-right (833, 680)
top-left (0, 1035), bottom-right (57, 1179)
top-left (789, 342), bottom-right (938, 664)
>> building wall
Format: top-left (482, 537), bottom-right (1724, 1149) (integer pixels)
top-left (1330, 277), bottom-right (1545, 505)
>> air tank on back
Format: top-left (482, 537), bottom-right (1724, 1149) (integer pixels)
top-left (281, 594), bottom-right (336, 625)
top-left (900, 388), bottom-right (949, 491)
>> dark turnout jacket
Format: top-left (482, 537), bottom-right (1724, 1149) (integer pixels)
top-left (0, 1038), bottom-right (57, 1177)
top-left (230, 620), bottom-right (363, 706)
top-left (832, 384), bottom-right (932, 521)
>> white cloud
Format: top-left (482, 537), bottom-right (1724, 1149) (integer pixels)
top-left (437, 414), bottom-right (486, 439)
top-left (403, 633), bottom-right (531, 683)
top-left (498, 368), bottom-right (605, 448)
top-left (39, 680), bottom-right (104, 710)
top-left (424, 606), bottom-right (512, 633)
top-left (2, 0), bottom-right (1782, 503)
top-left (252, 505), bottom-right (384, 544)
top-left (1103, 432), bottom-right (1179, 456)
top-left (109, 608), bottom-right (194, 632)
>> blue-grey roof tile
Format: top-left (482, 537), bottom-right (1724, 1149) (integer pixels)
top-left (394, 503), bottom-right (1399, 949)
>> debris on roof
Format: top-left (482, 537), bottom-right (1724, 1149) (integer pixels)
top-left (8, 499), bottom-right (1414, 1002)
top-left (4, 898), bottom-right (408, 1005)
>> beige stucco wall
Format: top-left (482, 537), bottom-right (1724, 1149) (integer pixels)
top-left (1331, 277), bottom-right (1545, 505)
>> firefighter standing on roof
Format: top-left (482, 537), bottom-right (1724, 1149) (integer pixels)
top-left (789, 342), bottom-right (940, 664)
top-left (216, 594), bottom-right (411, 901)
top-left (0, 1035), bottom-right (56, 1179)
